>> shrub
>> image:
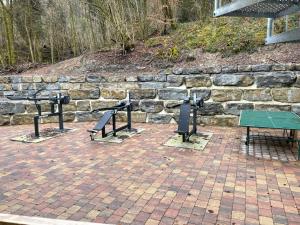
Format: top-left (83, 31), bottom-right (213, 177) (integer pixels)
top-left (146, 17), bottom-right (266, 60)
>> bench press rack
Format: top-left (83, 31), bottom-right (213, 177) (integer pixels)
top-left (87, 96), bottom-right (136, 141)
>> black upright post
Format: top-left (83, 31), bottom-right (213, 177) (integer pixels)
top-left (246, 126), bottom-right (250, 155)
top-left (246, 127), bottom-right (250, 145)
top-left (127, 105), bottom-right (132, 131)
top-left (35, 103), bottom-right (42, 116)
top-left (102, 126), bottom-right (106, 138)
top-left (290, 129), bottom-right (295, 139)
top-left (58, 103), bottom-right (64, 131)
top-left (34, 116), bottom-right (40, 138)
top-left (193, 107), bottom-right (197, 134)
top-left (112, 113), bottom-right (116, 136)
top-left (57, 93), bottom-right (64, 131)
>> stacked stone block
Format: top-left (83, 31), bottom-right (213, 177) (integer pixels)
top-left (1, 63), bottom-right (300, 127)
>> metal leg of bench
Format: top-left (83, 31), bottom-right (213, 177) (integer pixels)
top-left (90, 133), bottom-right (95, 141)
top-left (112, 114), bottom-right (117, 137)
top-left (290, 130), bottom-right (296, 139)
top-left (102, 126), bottom-right (106, 138)
top-left (246, 127), bottom-right (250, 145)
top-left (246, 127), bottom-right (250, 155)
top-left (288, 130), bottom-right (294, 147)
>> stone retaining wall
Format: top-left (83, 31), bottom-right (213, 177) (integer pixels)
top-left (1, 64), bottom-right (300, 127)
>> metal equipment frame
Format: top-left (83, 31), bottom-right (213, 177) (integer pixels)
top-left (7, 90), bottom-right (70, 138)
top-left (214, 0), bottom-right (300, 44)
top-left (87, 96), bottom-right (136, 141)
top-left (169, 94), bottom-right (204, 142)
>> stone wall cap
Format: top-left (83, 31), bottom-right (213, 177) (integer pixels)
top-left (168, 64), bottom-right (299, 76)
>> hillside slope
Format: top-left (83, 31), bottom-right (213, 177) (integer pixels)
top-left (1, 18), bottom-right (300, 76)
top-left (13, 42), bottom-right (300, 76)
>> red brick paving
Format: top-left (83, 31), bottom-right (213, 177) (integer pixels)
top-left (0, 122), bottom-right (300, 225)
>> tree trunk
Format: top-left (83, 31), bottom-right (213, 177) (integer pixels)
top-left (0, 50), bottom-right (5, 67)
top-left (140, 0), bottom-right (148, 39)
top-left (1, 0), bottom-right (16, 65)
top-left (87, 6), bottom-right (96, 50)
top-left (69, 2), bottom-right (78, 56)
top-left (25, 15), bottom-right (35, 63)
top-left (161, 0), bottom-right (176, 35)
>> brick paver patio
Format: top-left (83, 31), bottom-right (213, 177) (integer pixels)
top-left (0, 122), bottom-right (300, 225)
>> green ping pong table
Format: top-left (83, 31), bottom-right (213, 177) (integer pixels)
top-left (239, 110), bottom-right (300, 160)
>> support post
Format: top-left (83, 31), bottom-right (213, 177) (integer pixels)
top-left (246, 127), bottom-right (250, 145)
top-left (112, 113), bottom-right (116, 137)
top-left (214, 0), bottom-right (220, 11)
top-left (289, 130), bottom-right (295, 139)
top-left (127, 105), bottom-right (132, 131)
top-left (246, 127), bottom-right (250, 155)
top-left (192, 107), bottom-right (197, 135)
top-left (267, 18), bottom-right (273, 38)
top-left (102, 126), bottom-right (106, 138)
top-left (34, 116), bottom-right (40, 138)
top-left (246, 126), bottom-right (250, 155)
top-left (58, 103), bottom-right (64, 131)
top-left (36, 104), bottom-right (42, 116)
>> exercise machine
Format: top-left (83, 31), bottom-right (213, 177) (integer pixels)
top-left (169, 94), bottom-right (204, 142)
top-left (7, 89), bottom-right (70, 138)
top-left (87, 95), bottom-right (136, 141)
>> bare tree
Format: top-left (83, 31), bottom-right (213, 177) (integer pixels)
top-left (0, 0), bottom-right (217, 66)
top-left (0, 0), bottom-right (16, 65)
